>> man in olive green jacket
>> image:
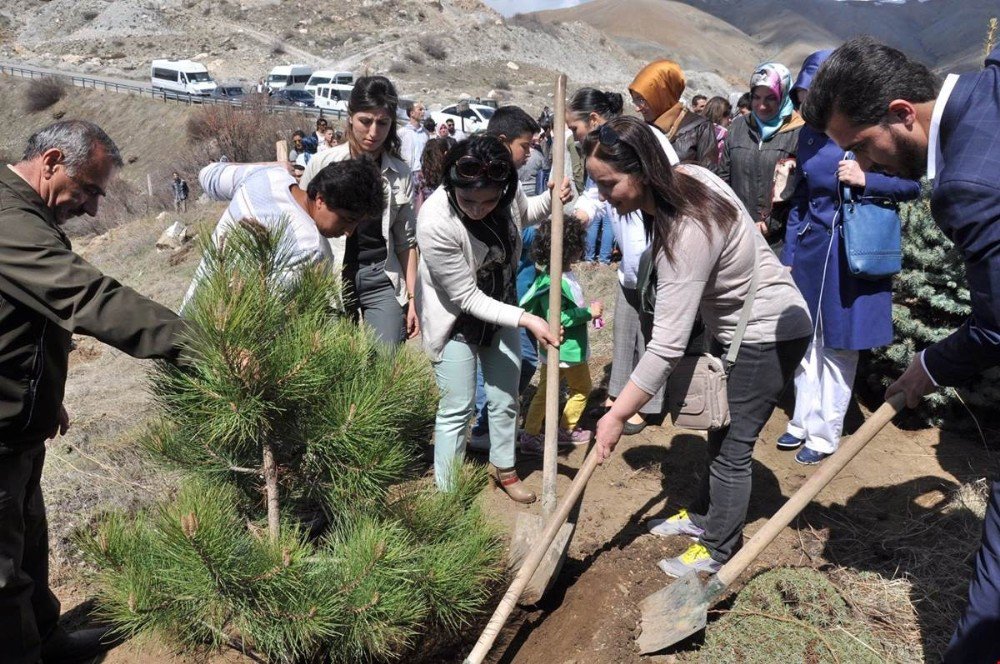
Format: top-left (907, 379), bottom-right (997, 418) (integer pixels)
top-left (0, 120), bottom-right (188, 663)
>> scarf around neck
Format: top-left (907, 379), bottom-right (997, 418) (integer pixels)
top-left (749, 62), bottom-right (794, 143)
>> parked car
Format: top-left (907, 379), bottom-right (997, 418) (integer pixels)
top-left (271, 88), bottom-right (315, 108)
top-left (211, 85), bottom-right (245, 101)
top-left (305, 70), bottom-right (354, 95)
top-left (430, 103), bottom-right (496, 134)
top-left (313, 83), bottom-right (351, 113)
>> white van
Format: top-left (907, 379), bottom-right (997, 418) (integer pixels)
top-left (305, 70), bottom-right (354, 95)
top-left (150, 59), bottom-right (217, 96)
top-left (312, 83), bottom-right (352, 113)
top-left (266, 64), bottom-right (313, 91)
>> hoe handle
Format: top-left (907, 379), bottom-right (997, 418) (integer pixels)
top-left (716, 393), bottom-right (905, 588)
top-left (464, 448), bottom-right (600, 664)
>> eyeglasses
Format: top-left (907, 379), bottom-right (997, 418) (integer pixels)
top-left (453, 156), bottom-right (512, 183)
top-left (598, 123), bottom-right (620, 147)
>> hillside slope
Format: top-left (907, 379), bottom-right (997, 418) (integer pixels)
top-left (534, 0), bottom-right (766, 81)
top-left (0, 0), bottom-right (645, 110)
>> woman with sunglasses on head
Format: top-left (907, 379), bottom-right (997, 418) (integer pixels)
top-left (416, 136), bottom-right (559, 502)
top-left (300, 76), bottom-right (419, 347)
top-left (717, 62), bottom-right (804, 253)
top-left (589, 116), bottom-right (812, 577)
top-left (565, 87), bottom-right (679, 436)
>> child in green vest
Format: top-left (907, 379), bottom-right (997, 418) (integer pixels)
top-left (518, 216), bottom-right (602, 454)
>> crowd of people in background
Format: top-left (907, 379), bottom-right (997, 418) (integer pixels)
top-left (7, 35), bottom-right (1000, 664)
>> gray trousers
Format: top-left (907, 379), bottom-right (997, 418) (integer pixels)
top-left (688, 335), bottom-right (810, 562)
top-left (344, 261), bottom-right (406, 346)
top-left (609, 284), bottom-right (665, 414)
top-left (0, 442), bottom-right (60, 664)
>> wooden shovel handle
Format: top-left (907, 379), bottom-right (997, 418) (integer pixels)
top-left (464, 448), bottom-right (600, 664)
top-left (716, 393), bottom-right (905, 588)
top-left (543, 73), bottom-right (569, 518)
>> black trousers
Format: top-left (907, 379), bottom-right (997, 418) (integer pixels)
top-left (689, 336), bottom-right (810, 562)
top-left (0, 442), bottom-right (60, 664)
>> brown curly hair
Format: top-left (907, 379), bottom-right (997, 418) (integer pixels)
top-left (531, 215), bottom-right (587, 272)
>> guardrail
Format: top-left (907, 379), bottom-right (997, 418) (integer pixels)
top-left (0, 62), bottom-right (346, 119)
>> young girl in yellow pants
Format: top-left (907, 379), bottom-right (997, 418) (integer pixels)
top-left (518, 216), bottom-right (602, 454)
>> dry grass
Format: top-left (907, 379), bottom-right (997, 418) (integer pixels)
top-left (22, 76), bottom-right (67, 113)
top-left (419, 35), bottom-right (447, 61)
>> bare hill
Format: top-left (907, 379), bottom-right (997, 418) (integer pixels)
top-left (533, 0), bottom-right (766, 82)
top-left (0, 0), bottom-right (646, 111)
top-left (674, 0), bottom-right (997, 73)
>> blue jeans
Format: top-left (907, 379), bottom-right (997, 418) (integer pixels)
top-left (536, 169), bottom-right (550, 196)
top-left (584, 207), bottom-right (614, 264)
top-left (472, 329), bottom-right (538, 434)
top-left (432, 327), bottom-right (521, 490)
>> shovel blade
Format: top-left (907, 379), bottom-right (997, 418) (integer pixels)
top-left (510, 512), bottom-right (575, 606)
top-left (636, 571), bottom-right (712, 654)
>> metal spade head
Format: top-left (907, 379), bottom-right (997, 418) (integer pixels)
top-left (636, 571), bottom-right (725, 654)
top-left (510, 512), bottom-right (575, 606)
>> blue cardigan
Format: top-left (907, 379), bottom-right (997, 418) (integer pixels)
top-left (922, 46), bottom-right (1000, 386)
top-left (782, 124), bottom-right (920, 350)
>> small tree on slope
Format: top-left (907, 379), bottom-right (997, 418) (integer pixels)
top-left (80, 220), bottom-right (503, 663)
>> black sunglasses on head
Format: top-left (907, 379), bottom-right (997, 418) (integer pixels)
top-left (598, 122), bottom-right (620, 147)
top-left (452, 156), bottom-right (512, 183)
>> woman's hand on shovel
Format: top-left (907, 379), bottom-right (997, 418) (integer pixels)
top-left (595, 411), bottom-right (625, 464)
top-left (519, 313), bottom-right (561, 349)
top-left (548, 176), bottom-right (573, 205)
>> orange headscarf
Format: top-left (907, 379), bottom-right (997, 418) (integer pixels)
top-left (629, 60), bottom-right (687, 134)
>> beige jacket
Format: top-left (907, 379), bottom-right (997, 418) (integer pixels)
top-left (300, 144), bottom-right (417, 305)
top-left (416, 183), bottom-right (551, 361)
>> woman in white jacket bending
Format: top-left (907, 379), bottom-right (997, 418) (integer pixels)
top-left (417, 136), bottom-right (558, 502)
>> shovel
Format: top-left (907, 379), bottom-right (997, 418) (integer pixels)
top-left (508, 72), bottom-right (575, 606)
top-left (466, 447), bottom-right (601, 664)
top-left (636, 392), bottom-right (905, 654)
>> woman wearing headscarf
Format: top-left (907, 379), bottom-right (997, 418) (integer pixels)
top-left (717, 62), bottom-right (804, 252)
top-left (777, 51), bottom-right (921, 465)
top-left (629, 59), bottom-right (717, 168)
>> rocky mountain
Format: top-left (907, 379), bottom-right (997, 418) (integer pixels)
top-left (533, 0), bottom-right (996, 85)
top-left (0, 0), bottom-right (648, 112)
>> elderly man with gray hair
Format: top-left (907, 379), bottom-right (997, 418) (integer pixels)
top-left (0, 120), bottom-right (189, 662)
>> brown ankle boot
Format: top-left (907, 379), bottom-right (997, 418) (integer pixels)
top-left (492, 465), bottom-right (536, 504)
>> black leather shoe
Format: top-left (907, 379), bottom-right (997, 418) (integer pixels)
top-left (623, 419), bottom-right (647, 435)
top-left (42, 626), bottom-right (121, 664)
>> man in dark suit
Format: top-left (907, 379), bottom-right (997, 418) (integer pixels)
top-left (803, 36), bottom-right (1000, 663)
top-left (803, 37), bottom-right (1000, 663)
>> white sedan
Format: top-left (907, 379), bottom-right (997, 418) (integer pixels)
top-left (430, 103), bottom-right (496, 135)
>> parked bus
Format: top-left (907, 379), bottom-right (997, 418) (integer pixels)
top-left (266, 64), bottom-right (313, 91)
top-left (305, 70), bottom-right (354, 95)
top-left (150, 59), bottom-right (217, 96)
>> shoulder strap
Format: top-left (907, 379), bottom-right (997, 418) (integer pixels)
top-left (840, 151), bottom-right (855, 204)
top-left (724, 231), bottom-right (761, 373)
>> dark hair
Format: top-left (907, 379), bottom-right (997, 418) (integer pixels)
top-left (292, 130), bottom-right (305, 139)
top-left (316, 118), bottom-right (328, 129)
top-left (704, 96), bottom-right (732, 125)
top-left (568, 87), bottom-right (624, 122)
top-left (532, 214), bottom-right (586, 271)
top-left (485, 105), bottom-right (540, 141)
top-left (692, 94), bottom-right (708, 105)
top-left (348, 75), bottom-right (402, 158)
top-left (736, 93), bottom-right (751, 111)
top-left (583, 116), bottom-right (738, 261)
top-left (419, 137), bottom-right (454, 191)
top-left (802, 36), bottom-right (941, 130)
top-left (422, 117), bottom-right (436, 133)
top-left (441, 135), bottom-right (518, 217)
top-left (306, 157), bottom-right (385, 222)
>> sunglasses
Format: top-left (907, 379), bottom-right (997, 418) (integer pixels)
top-left (453, 156), bottom-right (512, 183)
top-left (598, 123), bottom-right (620, 147)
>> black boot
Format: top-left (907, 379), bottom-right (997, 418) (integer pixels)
top-left (42, 626), bottom-right (122, 664)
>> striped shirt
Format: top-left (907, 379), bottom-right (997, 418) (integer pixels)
top-left (181, 163), bottom-right (333, 308)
